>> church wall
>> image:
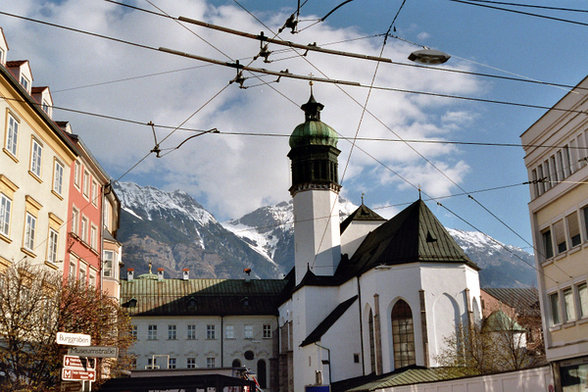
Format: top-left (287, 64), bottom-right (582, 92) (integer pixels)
top-left (359, 264), bottom-right (424, 373)
top-left (321, 303), bottom-right (363, 383)
top-left (420, 263), bottom-right (481, 367)
top-left (340, 220), bottom-right (383, 259)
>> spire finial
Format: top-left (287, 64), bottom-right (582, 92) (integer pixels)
top-left (361, 192), bottom-right (365, 205)
top-left (418, 186), bottom-right (422, 200)
top-left (148, 261), bottom-right (152, 274)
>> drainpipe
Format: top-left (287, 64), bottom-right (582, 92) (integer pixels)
top-left (99, 182), bottom-right (105, 293)
top-left (314, 343), bottom-right (331, 385)
top-left (357, 276), bottom-right (365, 375)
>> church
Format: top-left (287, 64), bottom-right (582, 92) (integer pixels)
top-left (276, 91), bottom-right (482, 391)
top-left (122, 91), bottom-right (482, 392)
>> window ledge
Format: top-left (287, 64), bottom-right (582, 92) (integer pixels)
top-left (28, 170), bottom-right (42, 184)
top-left (0, 233), bottom-right (11, 244)
top-left (51, 189), bottom-right (64, 201)
top-left (20, 247), bottom-right (36, 258)
top-left (563, 321), bottom-right (576, 329)
top-left (541, 258), bottom-right (554, 267)
top-left (44, 261), bottom-right (58, 270)
top-left (568, 246), bottom-right (581, 256)
top-left (549, 325), bottom-right (562, 332)
top-left (555, 253), bottom-right (567, 261)
top-left (3, 148), bottom-right (18, 163)
top-left (577, 317), bottom-right (588, 325)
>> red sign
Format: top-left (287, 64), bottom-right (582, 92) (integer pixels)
top-left (62, 368), bottom-right (96, 381)
top-left (63, 355), bottom-right (95, 369)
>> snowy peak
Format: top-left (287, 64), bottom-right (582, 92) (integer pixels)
top-left (115, 182), bottom-right (215, 226)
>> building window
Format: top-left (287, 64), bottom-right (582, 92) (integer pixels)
top-left (81, 216), bottom-right (88, 243)
top-left (83, 170), bottom-right (89, 198)
top-left (577, 283), bottom-right (588, 319)
top-left (30, 139), bottom-right (42, 178)
top-left (90, 225), bottom-right (97, 250)
top-left (206, 357), bottom-right (215, 368)
top-left (563, 288), bottom-right (575, 322)
top-left (78, 263), bottom-right (86, 283)
top-left (187, 324), bottom-right (196, 340)
top-left (71, 207), bottom-right (79, 235)
top-left (68, 260), bottom-right (76, 282)
top-left (20, 75), bottom-right (29, 91)
top-left (391, 299), bottom-right (416, 368)
top-left (549, 292), bottom-right (560, 325)
top-left (541, 229), bottom-right (553, 259)
top-left (147, 358), bottom-right (157, 370)
top-left (567, 212), bottom-right (581, 248)
top-left (5, 114), bottom-right (19, 157)
top-left (225, 325), bottom-right (234, 339)
top-left (148, 325), bottom-right (157, 340)
top-left (554, 220), bottom-right (567, 254)
top-left (24, 212), bottom-right (36, 250)
top-left (263, 324), bottom-right (272, 339)
top-left (206, 325), bottom-right (215, 340)
top-left (47, 229), bottom-right (58, 263)
top-left (244, 325), bottom-right (253, 339)
top-left (53, 160), bottom-right (64, 195)
top-left (187, 358), bottom-right (196, 369)
top-left (0, 193), bottom-right (11, 237)
top-left (91, 180), bottom-right (98, 206)
top-left (74, 161), bottom-right (81, 188)
top-left (131, 325), bottom-right (137, 339)
top-left (89, 271), bottom-right (96, 287)
top-left (168, 325), bottom-right (176, 340)
top-left (103, 250), bottom-right (114, 277)
top-left (168, 358), bottom-right (176, 369)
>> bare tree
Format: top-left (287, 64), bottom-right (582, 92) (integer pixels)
top-left (437, 311), bottom-right (545, 376)
top-left (0, 262), bottom-right (134, 391)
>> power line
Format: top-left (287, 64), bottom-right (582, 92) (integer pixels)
top-left (464, 0), bottom-right (588, 13)
top-left (448, 0), bottom-right (588, 27)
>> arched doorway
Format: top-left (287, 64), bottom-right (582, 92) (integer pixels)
top-left (232, 358), bottom-right (241, 368)
top-left (391, 299), bottom-right (416, 368)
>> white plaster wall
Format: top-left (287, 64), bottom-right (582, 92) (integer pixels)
top-left (321, 302), bottom-right (363, 383)
top-left (130, 314), bottom-right (276, 373)
top-left (377, 365), bottom-right (553, 392)
top-left (293, 189), bottom-right (341, 283)
top-left (340, 220), bottom-right (383, 259)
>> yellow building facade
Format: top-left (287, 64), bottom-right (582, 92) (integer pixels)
top-left (0, 29), bottom-right (77, 272)
top-left (521, 75), bottom-right (588, 392)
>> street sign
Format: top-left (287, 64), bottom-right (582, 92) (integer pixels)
top-left (56, 332), bottom-right (91, 346)
top-left (62, 368), bottom-right (96, 381)
top-left (63, 355), bottom-right (95, 369)
top-left (68, 346), bottom-right (119, 358)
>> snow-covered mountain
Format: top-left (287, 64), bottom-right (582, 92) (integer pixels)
top-left (115, 182), bottom-right (536, 287)
top-left (114, 182), bottom-right (282, 279)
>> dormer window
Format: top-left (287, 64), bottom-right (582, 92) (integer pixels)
top-left (20, 75), bottom-right (30, 91)
top-left (42, 101), bottom-right (49, 113)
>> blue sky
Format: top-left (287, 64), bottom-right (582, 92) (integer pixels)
top-left (2, 0), bottom-right (587, 252)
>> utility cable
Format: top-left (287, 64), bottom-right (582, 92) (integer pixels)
top-left (297, 0), bottom-right (356, 33)
top-left (464, 0), bottom-right (588, 13)
top-left (448, 0), bottom-right (588, 27)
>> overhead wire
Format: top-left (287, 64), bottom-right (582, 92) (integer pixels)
top-left (463, 0), bottom-right (588, 13)
top-left (448, 0), bottom-right (588, 27)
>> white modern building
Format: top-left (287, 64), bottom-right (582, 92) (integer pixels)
top-left (521, 75), bottom-right (588, 392)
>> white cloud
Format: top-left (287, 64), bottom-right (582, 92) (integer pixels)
top-left (1, 0), bottom-right (483, 219)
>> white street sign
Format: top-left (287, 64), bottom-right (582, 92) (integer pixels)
top-left (68, 346), bottom-right (119, 358)
top-left (56, 332), bottom-right (91, 346)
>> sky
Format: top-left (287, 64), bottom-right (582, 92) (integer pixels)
top-left (1, 0), bottom-right (587, 252)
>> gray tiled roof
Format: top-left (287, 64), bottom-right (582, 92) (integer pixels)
top-left (482, 287), bottom-right (539, 314)
top-left (121, 277), bottom-right (287, 316)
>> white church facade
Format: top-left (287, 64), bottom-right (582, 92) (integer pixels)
top-left (278, 92), bottom-right (482, 391)
top-left (121, 92), bottom-right (483, 392)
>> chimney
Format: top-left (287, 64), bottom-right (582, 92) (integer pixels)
top-left (182, 268), bottom-right (190, 280)
top-left (243, 267), bottom-right (251, 283)
top-left (157, 268), bottom-right (164, 281)
top-left (127, 268), bottom-right (134, 281)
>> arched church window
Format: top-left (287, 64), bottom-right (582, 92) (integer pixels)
top-left (368, 309), bottom-right (376, 373)
top-left (257, 359), bottom-right (267, 388)
top-left (391, 299), bottom-right (416, 368)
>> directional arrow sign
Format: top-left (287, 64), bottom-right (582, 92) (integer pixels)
top-left (63, 355), bottom-right (95, 369)
top-left (68, 346), bottom-right (118, 358)
top-left (56, 332), bottom-right (91, 346)
top-left (61, 368), bottom-right (96, 381)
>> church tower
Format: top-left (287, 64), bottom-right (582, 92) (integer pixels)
top-left (288, 91), bottom-right (341, 285)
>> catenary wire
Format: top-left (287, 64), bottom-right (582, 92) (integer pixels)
top-left (448, 0), bottom-right (588, 27)
top-left (464, 0), bottom-right (588, 13)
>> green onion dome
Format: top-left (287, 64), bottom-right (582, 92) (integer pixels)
top-left (289, 93), bottom-right (338, 149)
